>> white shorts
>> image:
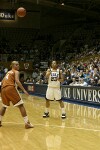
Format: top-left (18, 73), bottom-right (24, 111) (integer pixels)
top-left (46, 87), bottom-right (61, 101)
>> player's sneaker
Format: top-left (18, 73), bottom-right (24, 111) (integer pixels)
top-left (0, 121), bottom-right (2, 127)
top-left (43, 112), bottom-right (49, 118)
top-left (25, 121), bottom-right (34, 129)
top-left (61, 114), bottom-right (66, 119)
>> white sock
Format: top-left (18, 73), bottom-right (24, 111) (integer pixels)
top-left (23, 116), bottom-right (29, 124)
top-left (45, 108), bottom-right (49, 113)
top-left (61, 108), bottom-right (65, 114)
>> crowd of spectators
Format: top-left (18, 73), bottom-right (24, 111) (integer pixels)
top-left (61, 57), bottom-right (100, 87)
top-left (0, 66), bottom-right (8, 82)
top-left (0, 48), bottom-right (100, 87)
top-left (21, 56), bottom-right (100, 87)
top-left (0, 23), bottom-right (100, 87)
top-left (0, 32), bottom-right (54, 62)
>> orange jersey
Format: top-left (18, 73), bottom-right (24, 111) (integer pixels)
top-left (1, 70), bottom-right (16, 88)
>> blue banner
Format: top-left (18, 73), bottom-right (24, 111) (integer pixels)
top-left (23, 83), bottom-right (100, 106)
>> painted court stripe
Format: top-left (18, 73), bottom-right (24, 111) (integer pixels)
top-left (3, 121), bottom-right (100, 132)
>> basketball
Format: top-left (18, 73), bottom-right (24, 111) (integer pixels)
top-left (17, 7), bottom-right (26, 17)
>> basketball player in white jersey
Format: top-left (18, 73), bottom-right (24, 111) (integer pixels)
top-left (43, 61), bottom-right (66, 119)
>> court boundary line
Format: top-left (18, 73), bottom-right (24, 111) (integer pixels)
top-left (2, 121), bottom-right (100, 132)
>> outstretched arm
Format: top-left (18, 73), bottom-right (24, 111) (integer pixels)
top-left (15, 71), bottom-right (29, 95)
top-left (45, 69), bottom-right (51, 78)
top-left (58, 70), bottom-right (64, 83)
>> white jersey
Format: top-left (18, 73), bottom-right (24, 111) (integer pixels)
top-left (48, 68), bottom-right (60, 88)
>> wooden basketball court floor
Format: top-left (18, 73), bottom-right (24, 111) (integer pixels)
top-left (0, 94), bottom-right (100, 150)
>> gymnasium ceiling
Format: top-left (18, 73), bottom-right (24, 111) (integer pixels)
top-left (0, 0), bottom-right (100, 23)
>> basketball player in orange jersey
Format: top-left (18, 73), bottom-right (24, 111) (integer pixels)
top-left (43, 60), bottom-right (66, 118)
top-left (0, 61), bottom-right (33, 129)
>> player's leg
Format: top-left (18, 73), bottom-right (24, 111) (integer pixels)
top-left (0, 106), bottom-right (7, 127)
top-left (18, 104), bottom-right (34, 129)
top-left (0, 87), bottom-right (9, 127)
top-left (9, 87), bottom-right (33, 129)
top-left (58, 100), bottom-right (66, 119)
top-left (43, 99), bottom-right (50, 118)
top-left (54, 88), bottom-right (66, 118)
top-left (43, 87), bottom-right (54, 118)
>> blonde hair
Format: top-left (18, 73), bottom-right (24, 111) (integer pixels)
top-left (10, 61), bottom-right (19, 68)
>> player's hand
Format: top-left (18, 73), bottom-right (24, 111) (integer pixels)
top-left (47, 69), bottom-right (51, 74)
top-left (46, 69), bottom-right (51, 77)
top-left (23, 90), bottom-right (29, 96)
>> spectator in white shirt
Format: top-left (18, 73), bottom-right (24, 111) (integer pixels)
top-left (79, 78), bottom-right (88, 86)
top-left (69, 78), bottom-right (78, 86)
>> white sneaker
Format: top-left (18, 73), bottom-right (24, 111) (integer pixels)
top-left (25, 122), bottom-right (34, 129)
top-left (61, 114), bottom-right (66, 119)
top-left (43, 112), bottom-right (49, 118)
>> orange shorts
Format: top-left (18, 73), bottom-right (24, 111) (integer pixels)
top-left (1, 86), bottom-right (22, 107)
